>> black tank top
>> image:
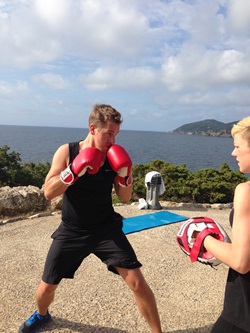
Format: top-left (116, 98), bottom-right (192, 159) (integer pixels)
top-left (222, 208), bottom-right (250, 332)
top-left (61, 142), bottom-right (117, 232)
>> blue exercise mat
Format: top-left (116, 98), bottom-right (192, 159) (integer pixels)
top-left (123, 211), bottom-right (188, 235)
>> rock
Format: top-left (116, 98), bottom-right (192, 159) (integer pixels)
top-left (0, 185), bottom-right (232, 222)
top-left (0, 185), bottom-right (49, 217)
top-left (50, 195), bottom-right (63, 211)
top-left (211, 203), bottom-right (233, 210)
top-left (41, 184), bottom-right (63, 211)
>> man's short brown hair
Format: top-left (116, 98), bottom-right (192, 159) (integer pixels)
top-left (88, 104), bottom-right (123, 127)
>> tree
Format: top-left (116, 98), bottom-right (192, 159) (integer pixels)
top-left (0, 146), bottom-right (50, 188)
top-left (0, 145), bottom-right (22, 186)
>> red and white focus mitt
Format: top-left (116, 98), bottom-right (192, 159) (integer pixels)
top-left (176, 216), bottom-right (231, 266)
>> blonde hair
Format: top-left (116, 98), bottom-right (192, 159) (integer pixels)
top-left (231, 116), bottom-right (250, 143)
top-left (88, 104), bottom-right (122, 127)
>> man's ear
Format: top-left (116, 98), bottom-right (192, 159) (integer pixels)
top-left (89, 124), bottom-right (96, 135)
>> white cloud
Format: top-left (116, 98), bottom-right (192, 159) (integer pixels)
top-left (0, 0), bottom-right (149, 68)
top-left (217, 49), bottom-right (250, 83)
top-left (34, 0), bottom-right (70, 28)
top-left (128, 108), bottom-right (139, 116)
top-left (0, 0), bottom-right (250, 131)
top-left (80, 66), bottom-right (156, 91)
top-left (0, 81), bottom-right (13, 96)
top-left (0, 80), bottom-right (28, 97)
top-left (33, 73), bottom-right (70, 89)
top-left (161, 45), bottom-right (250, 92)
top-left (227, 0), bottom-right (250, 33)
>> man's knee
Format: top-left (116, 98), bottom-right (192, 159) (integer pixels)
top-left (118, 268), bottom-right (147, 293)
top-left (129, 276), bottom-right (148, 293)
top-left (37, 280), bottom-right (58, 296)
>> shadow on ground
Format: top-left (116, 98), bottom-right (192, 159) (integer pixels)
top-left (45, 317), bottom-right (212, 333)
top-left (45, 317), bottom-right (127, 332)
top-left (169, 325), bottom-right (212, 333)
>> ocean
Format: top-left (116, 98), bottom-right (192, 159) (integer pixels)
top-left (0, 124), bottom-right (238, 172)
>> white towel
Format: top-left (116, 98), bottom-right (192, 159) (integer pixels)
top-left (144, 171), bottom-right (165, 195)
top-left (138, 198), bottom-right (148, 210)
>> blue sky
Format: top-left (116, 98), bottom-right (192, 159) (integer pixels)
top-left (1, 0), bottom-right (250, 132)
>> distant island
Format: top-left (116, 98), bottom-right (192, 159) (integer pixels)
top-left (171, 119), bottom-right (238, 137)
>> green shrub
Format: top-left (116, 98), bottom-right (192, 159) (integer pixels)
top-left (0, 146), bottom-right (50, 188)
top-left (0, 146), bottom-right (247, 203)
top-left (132, 160), bottom-right (247, 204)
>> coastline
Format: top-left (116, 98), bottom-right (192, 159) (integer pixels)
top-left (1, 202), bottom-right (232, 333)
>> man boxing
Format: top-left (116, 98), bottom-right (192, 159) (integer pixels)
top-left (19, 104), bottom-right (163, 333)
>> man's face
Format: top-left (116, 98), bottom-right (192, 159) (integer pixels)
top-left (91, 120), bottom-right (120, 152)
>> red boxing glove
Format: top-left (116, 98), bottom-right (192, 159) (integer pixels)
top-left (107, 144), bottom-right (132, 187)
top-left (60, 147), bottom-right (102, 185)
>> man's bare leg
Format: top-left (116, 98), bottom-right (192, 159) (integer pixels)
top-left (36, 280), bottom-right (58, 316)
top-left (116, 267), bottom-right (163, 333)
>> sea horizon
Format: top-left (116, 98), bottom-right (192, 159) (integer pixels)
top-left (0, 124), bottom-right (238, 172)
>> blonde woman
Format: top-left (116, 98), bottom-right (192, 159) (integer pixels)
top-left (204, 117), bottom-right (250, 333)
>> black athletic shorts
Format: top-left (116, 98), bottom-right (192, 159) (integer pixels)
top-left (42, 220), bottom-right (142, 284)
